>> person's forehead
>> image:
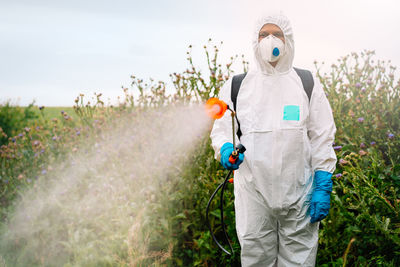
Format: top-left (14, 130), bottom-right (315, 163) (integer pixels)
top-left (259, 23), bottom-right (283, 33)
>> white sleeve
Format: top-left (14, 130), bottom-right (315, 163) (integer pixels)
top-left (307, 75), bottom-right (337, 173)
top-left (210, 78), bottom-right (239, 160)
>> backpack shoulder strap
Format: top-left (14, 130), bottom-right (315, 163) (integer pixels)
top-left (231, 73), bottom-right (247, 111)
top-left (293, 67), bottom-right (314, 101)
top-left (231, 73), bottom-right (247, 139)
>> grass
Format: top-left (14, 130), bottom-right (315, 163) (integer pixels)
top-left (26, 106), bottom-right (79, 121)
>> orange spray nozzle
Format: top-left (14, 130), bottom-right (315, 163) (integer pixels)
top-left (205, 98), bottom-right (228, 119)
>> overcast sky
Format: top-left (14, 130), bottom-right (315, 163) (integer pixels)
top-left (1, 0), bottom-right (399, 106)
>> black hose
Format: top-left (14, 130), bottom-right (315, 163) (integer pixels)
top-left (205, 170), bottom-right (234, 255)
top-left (220, 170), bottom-right (234, 255)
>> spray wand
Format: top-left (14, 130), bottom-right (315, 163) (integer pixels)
top-left (204, 98), bottom-right (246, 255)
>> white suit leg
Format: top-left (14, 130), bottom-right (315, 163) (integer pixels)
top-left (234, 176), bottom-right (278, 267)
top-left (277, 205), bottom-right (319, 266)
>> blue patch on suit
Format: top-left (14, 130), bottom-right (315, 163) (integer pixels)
top-left (283, 105), bottom-right (300, 121)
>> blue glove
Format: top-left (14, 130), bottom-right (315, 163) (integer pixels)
top-left (220, 142), bottom-right (244, 170)
top-left (310, 170), bottom-right (333, 223)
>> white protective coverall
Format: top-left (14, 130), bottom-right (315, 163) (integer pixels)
top-left (210, 13), bottom-right (337, 266)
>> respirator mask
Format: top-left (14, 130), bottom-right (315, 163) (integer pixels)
top-left (259, 34), bottom-right (285, 63)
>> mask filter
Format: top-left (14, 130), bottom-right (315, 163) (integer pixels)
top-left (259, 35), bottom-right (285, 63)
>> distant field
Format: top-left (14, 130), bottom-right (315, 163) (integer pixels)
top-left (25, 106), bottom-right (79, 121)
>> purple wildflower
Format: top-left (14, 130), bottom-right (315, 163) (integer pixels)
top-left (370, 141), bottom-right (376, 146)
top-left (361, 87), bottom-right (366, 92)
top-left (333, 146), bottom-right (342, 151)
top-left (39, 106), bottom-right (44, 110)
top-left (33, 140), bottom-right (40, 146)
top-left (11, 138), bottom-right (16, 143)
top-left (367, 79), bottom-right (372, 85)
top-left (52, 136), bottom-right (57, 141)
top-left (41, 169), bottom-right (47, 175)
top-left (360, 143), bottom-right (366, 148)
top-left (357, 117), bottom-right (364, 123)
top-left (76, 131), bottom-right (80, 136)
top-left (359, 150), bottom-right (367, 156)
top-left (355, 82), bottom-right (361, 88)
top-left (61, 110), bottom-right (65, 114)
top-left (40, 149), bottom-right (45, 154)
top-left (335, 173), bottom-right (343, 178)
top-left (388, 133), bottom-right (395, 139)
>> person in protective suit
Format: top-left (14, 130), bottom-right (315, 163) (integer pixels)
top-left (210, 13), bottom-right (337, 266)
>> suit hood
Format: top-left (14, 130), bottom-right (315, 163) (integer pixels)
top-left (252, 12), bottom-right (295, 75)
